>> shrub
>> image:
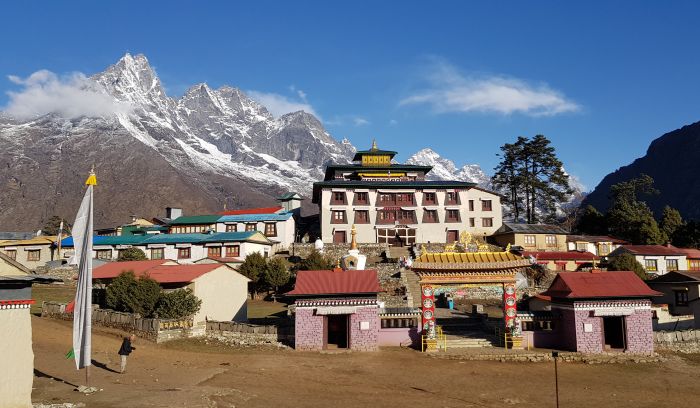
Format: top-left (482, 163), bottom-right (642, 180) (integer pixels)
top-left (117, 247), bottom-right (147, 261)
top-left (155, 288), bottom-right (202, 319)
top-left (105, 271), bottom-right (161, 317)
top-left (607, 253), bottom-right (647, 280)
top-left (265, 257), bottom-right (290, 294)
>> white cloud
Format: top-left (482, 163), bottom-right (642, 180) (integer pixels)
top-left (353, 117), bottom-right (370, 126)
top-left (400, 61), bottom-right (579, 116)
top-left (3, 69), bottom-right (131, 119)
top-left (247, 90), bottom-right (319, 118)
top-left (389, 119), bottom-right (398, 126)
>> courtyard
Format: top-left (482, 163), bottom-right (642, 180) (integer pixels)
top-left (32, 316), bottom-right (700, 408)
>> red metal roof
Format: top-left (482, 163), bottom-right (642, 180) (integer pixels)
top-left (286, 269), bottom-right (382, 296)
top-left (523, 251), bottom-right (599, 261)
top-left (541, 271), bottom-right (661, 299)
top-left (218, 206), bottom-right (284, 216)
top-left (619, 245), bottom-right (686, 256)
top-left (673, 247), bottom-right (700, 259)
top-left (93, 260), bottom-right (222, 283)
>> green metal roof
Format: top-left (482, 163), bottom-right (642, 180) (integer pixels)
top-left (168, 215), bottom-right (221, 225)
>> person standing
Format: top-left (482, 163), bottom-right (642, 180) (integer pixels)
top-left (118, 334), bottom-right (136, 374)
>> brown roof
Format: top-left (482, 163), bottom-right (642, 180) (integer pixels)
top-left (541, 271), bottom-right (661, 299)
top-left (286, 269), bottom-right (381, 296)
top-left (617, 245), bottom-right (686, 256)
top-left (673, 247), bottom-right (700, 259)
top-left (648, 270), bottom-right (700, 283)
top-left (566, 235), bottom-right (628, 244)
top-left (523, 251), bottom-right (599, 261)
top-left (93, 260), bottom-right (234, 284)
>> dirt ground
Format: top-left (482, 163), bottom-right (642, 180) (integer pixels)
top-left (32, 316), bottom-right (700, 408)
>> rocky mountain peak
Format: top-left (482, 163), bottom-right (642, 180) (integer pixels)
top-left (406, 148), bottom-right (491, 187)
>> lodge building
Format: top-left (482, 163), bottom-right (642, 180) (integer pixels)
top-left (312, 142), bottom-right (503, 244)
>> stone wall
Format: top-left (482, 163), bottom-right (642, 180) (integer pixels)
top-left (625, 308), bottom-right (654, 353)
top-left (35, 265), bottom-right (78, 284)
top-left (374, 263), bottom-right (409, 308)
top-left (654, 329), bottom-right (700, 352)
top-left (205, 320), bottom-right (294, 346)
top-left (291, 243), bottom-right (389, 260)
top-left (349, 306), bottom-right (379, 351)
top-left (573, 308), bottom-right (604, 353)
top-left (41, 301), bottom-right (200, 343)
top-left (294, 307), bottom-right (325, 350)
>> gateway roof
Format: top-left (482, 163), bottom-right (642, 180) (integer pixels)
top-left (286, 269), bottom-right (381, 296)
top-left (412, 251), bottom-right (531, 271)
top-left (541, 271), bottom-right (660, 299)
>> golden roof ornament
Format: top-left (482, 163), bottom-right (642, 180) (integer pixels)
top-left (371, 139), bottom-right (378, 151)
top-left (350, 224), bottom-right (358, 250)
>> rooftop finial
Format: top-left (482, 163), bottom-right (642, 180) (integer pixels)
top-left (350, 224), bottom-right (358, 250)
top-left (371, 139), bottom-right (378, 151)
top-left (85, 165), bottom-right (97, 186)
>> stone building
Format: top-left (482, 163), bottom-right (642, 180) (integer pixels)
top-left (491, 223), bottom-right (568, 252)
top-left (608, 245), bottom-right (687, 275)
top-left (540, 270), bottom-right (660, 353)
top-left (0, 236), bottom-right (58, 271)
top-left (287, 268), bottom-right (382, 351)
top-left (312, 141), bottom-right (503, 245)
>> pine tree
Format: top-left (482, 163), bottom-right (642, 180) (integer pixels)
top-left (606, 175), bottom-right (664, 244)
top-left (575, 205), bottom-right (608, 235)
top-left (659, 206), bottom-right (684, 243)
top-left (493, 135), bottom-right (571, 223)
top-left (264, 257), bottom-right (291, 296)
top-left (607, 253), bottom-right (647, 280)
top-left (239, 252), bottom-right (267, 296)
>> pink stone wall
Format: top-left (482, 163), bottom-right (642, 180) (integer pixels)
top-left (573, 308), bottom-right (603, 353)
top-left (294, 307), bottom-right (325, 351)
top-left (349, 306), bottom-right (379, 351)
top-left (624, 301), bottom-right (654, 354)
top-left (378, 327), bottom-right (419, 347)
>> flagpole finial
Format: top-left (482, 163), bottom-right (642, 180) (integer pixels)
top-left (85, 166), bottom-right (97, 186)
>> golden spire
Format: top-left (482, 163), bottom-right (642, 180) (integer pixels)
top-left (85, 165), bottom-right (97, 186)
top-left (371, 139), bottom-right (378, 151)
top-left (350, 224), bottom-right (358, 250)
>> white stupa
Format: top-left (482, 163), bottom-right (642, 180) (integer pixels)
top-left (340, 224), bottom-right (366, 270)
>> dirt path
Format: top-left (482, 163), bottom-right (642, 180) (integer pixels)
top-left (31, 316), bottom-right (700, 407)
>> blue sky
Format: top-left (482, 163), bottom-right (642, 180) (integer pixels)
top-left (2, 1), bottom-right (700, 190)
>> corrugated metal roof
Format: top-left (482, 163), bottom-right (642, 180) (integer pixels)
top-left (92, 260), bottom-right (238, 283)
top-left (496, 223), bottom-right (569, 235)
top-left (219, 206), bottom-right (284, 215)
top-left (286, 269), bottom-right (381, 296)
top-left (169, 215), bottom-right (221, 225)
top-left (218, 213), bottom-right (292, 223)
top-left (522, 251), bottom-right (599, 261)
top-left (541, 271), bottom-right (661, 299)
top-left (0, 232), bottom-right (37, 240)
top-left (648, 270), bottom-right (700, 283)
top-left (615, 245), bottom-right (686, 256)
top-left (61, 231), bottom-right (266, 247)
top-left (0, 236), bottom-right (57, 247)
top-left (566, 234), bottom-right (627, 244)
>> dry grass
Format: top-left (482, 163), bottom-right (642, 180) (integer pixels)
top-left (247, 298), bottom-right (288, 319)
top-left (31, 284), bottom-right (75, 314)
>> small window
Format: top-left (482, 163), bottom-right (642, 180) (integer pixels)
top-left (207, 246), bottom-right (222, 258)
top-left (598, 243), bottom-right (611, 256)
top-left (556, 262), bottom-right (567, 271)
top-left (675, 290), bottom-right (689, 306)
top-left (332, 210), bottom-right (347, 224)
top-left (354, 192), bottom-right (369, 205)
top-left (355, 210), bottom-right (370, 224)
top-left (689, 260), bottom-right (700, 271)
top-left (27, 250), bottom-right (41, 261)
top-left (178, 247), bottom-right (191, 259)
top-left (5, 250), bottom-right (16, 260)
top-left (481, 200), bottom-right (492, 211)
top-left (545, 235), bottom-right (557, 246)
top-left (423, 192), bottom-right (437, 205)
top-left (245, 223), bottom-right (257, 232)
top-left (422, 210), bottom-right (438, 223)
top-left (482, 218), bottom-right (493, 228)
top-left (264, 223), bottom-right (277, 237)
top-left (446, 192), bottom-right (459, 205)
top-left (645, 259), bottom-right (658, 272)
top-left (96, 249), bottom-right (112, 260)
top-left (150, 248), bottom-right (164, 260)
top-left (524, 235), bottom-right (536, 246)
top-left (446, 209), bottom-right (460, 222)
top-left (469, 218), bottom-right (475, 227)
top-left (225, 224), bottom-right (237, 232)
top-left (331, 192), bottom-right (347, 204)
top-left (226, 245), bottom-right (240, 258)
top-left (468, 200), bottom-right (474, 211)
top-left (666, 259), bottom-right (679, 271)
top-left (576, 242), bottom-right (588, 251)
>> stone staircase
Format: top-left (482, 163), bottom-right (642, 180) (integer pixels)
top-left (402, 267), bottom-right (422, 309)
top-left (436, 311), bottom-right (498, 349)
top-left (386, 246), bottom-right (412, 260)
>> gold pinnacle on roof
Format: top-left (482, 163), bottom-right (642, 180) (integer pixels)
top-left (85, 165), bottom-right (97, 186)
top-left (350, 224), bottom-right (358, 250)
top-left (371, 139), bottom-right (378, 151)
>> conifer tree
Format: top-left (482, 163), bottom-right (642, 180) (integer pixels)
top-left (659, 206), bottom-right (684, 243)
top-left (606, 174), bottom-right (665, 244)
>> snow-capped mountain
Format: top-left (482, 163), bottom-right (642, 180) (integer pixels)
top-left (406, 148), bottom-right (491, 187)
top-left (0, 53), bottom-right (355, 229)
